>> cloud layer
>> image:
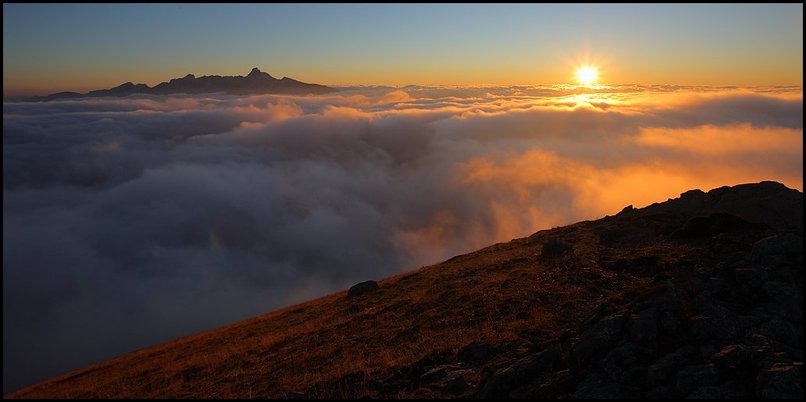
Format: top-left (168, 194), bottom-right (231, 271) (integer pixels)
top-left (3, 85), bottom-right (802, 392)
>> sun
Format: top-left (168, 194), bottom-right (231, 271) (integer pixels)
top-left (575, 66), bottom-right (598, 86)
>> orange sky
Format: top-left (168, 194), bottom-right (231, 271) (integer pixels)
top-left (3, 4), bottom-right (803, 96)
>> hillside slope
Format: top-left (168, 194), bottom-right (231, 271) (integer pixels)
top-left (7, 181), bottom-right (802, 399)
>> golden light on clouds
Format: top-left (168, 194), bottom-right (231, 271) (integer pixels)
top-left (4, 82), bottom-right (802, 397)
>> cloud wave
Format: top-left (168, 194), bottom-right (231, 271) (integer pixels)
top-left (3, 85), bottom-right (802, 392)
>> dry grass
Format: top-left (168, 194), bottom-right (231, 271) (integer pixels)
top-left (7, 217), bottom-right (704, 399)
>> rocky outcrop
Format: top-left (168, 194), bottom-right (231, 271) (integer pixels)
top-left (472, 229), bottom-right (803, 399)
top-left (294, 182), bottom-right (802, 399)
top-left (623, 181), bottom-right (803, 232)
top-left (8, 182), bottom-right (800, 399)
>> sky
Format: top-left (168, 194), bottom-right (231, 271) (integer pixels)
top-left (3, 3), bottom-right (803, 96)
top-left (2, 2), bottom-right (804, 395)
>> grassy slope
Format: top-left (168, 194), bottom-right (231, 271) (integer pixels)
top-left (7, 222), bottom-right (697, 398)
top-left (9, 182), bottom-right (799, 398)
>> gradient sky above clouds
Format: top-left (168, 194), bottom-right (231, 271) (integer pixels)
top-left (3, 3), bottom-right (803, 96)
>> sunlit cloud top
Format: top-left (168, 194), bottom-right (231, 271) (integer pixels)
top-left (4, 80), bottom-right (802, 393)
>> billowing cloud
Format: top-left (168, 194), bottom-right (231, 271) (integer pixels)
top-left (3, 85), bottom-right (802, 392)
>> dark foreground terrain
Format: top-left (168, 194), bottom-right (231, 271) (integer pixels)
top-left (7, 181), bottom-right (802, 398)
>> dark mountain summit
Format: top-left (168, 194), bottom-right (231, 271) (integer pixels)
top-left (27, 68), bottom-right (336, 101)
top-left (619, 181), bottom-right (802, 232)
top-left (6, 181), bottom-right (802, 398)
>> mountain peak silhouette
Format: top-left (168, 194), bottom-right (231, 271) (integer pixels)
top-left (28, 68), bottom-right (335, 101)
top-left (247, 67), bottom-right (274, 80)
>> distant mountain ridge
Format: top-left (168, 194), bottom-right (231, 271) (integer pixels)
top-left (28, 68), bottom-right (336, 101)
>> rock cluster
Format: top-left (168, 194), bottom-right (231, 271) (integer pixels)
top-left (475, 232), bottom-right (803, 399)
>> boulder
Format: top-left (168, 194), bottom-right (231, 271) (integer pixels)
top-left (647, 346), bottom-right (694, 386)
top-left (475, 347), bottom-right (560, 398)
top-left (711, 344), bottom-right (765, 369)
top-left (689, 304), bottom-right (741, 342)
top-left (508, 369), bottom-right (573, 399)
top-left (476, 366), bottom-right (514, 399)
top-left (420, 364), bottom-right (459, 383)
top-left (628, 308), bottom-right (659, 342)
top-left (645, 386), bottom-right (675, 398)
top-left (572, 313), bottom-right (626, 363)
top-left (572, 372), bottom-right (624, 398)
top-left (758, 319), bottom-right (799, 348)
top-left (751, 233), bottom-right (803, 264)
top-left (734, 265), bottom-right (768, 289)
top-left (761, 281), bottom-right (802, 322)
top-left (673, 213), bottom-right (762, 239)
top-left (675, 363), bottom-right (720, 396)
top-left (347, 280), bottom-right (379, 298)
top-left (599, 341), bottom-right (652, 383)
top-left (756, 363), bottom-right (803, 398)
top-left (458, 341), bottom-right (497, 364)
top-left (540, 238), bottom-right (573, 260)
top-left (441, 371), bottom-right (471, 395)
top-left (687, 380), bottom-right (749, 399)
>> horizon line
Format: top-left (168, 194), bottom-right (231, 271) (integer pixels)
top-left (5, 83), bottom-right (804, 100)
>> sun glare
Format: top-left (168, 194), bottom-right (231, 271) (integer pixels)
top-left (576, 66), bottom-right (598, 86)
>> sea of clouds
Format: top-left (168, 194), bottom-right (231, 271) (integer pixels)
top-left (3, 84), bottom-right (802, 392)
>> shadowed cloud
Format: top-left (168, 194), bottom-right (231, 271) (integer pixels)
top-left (2, 85), bottom-right (802, 393)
